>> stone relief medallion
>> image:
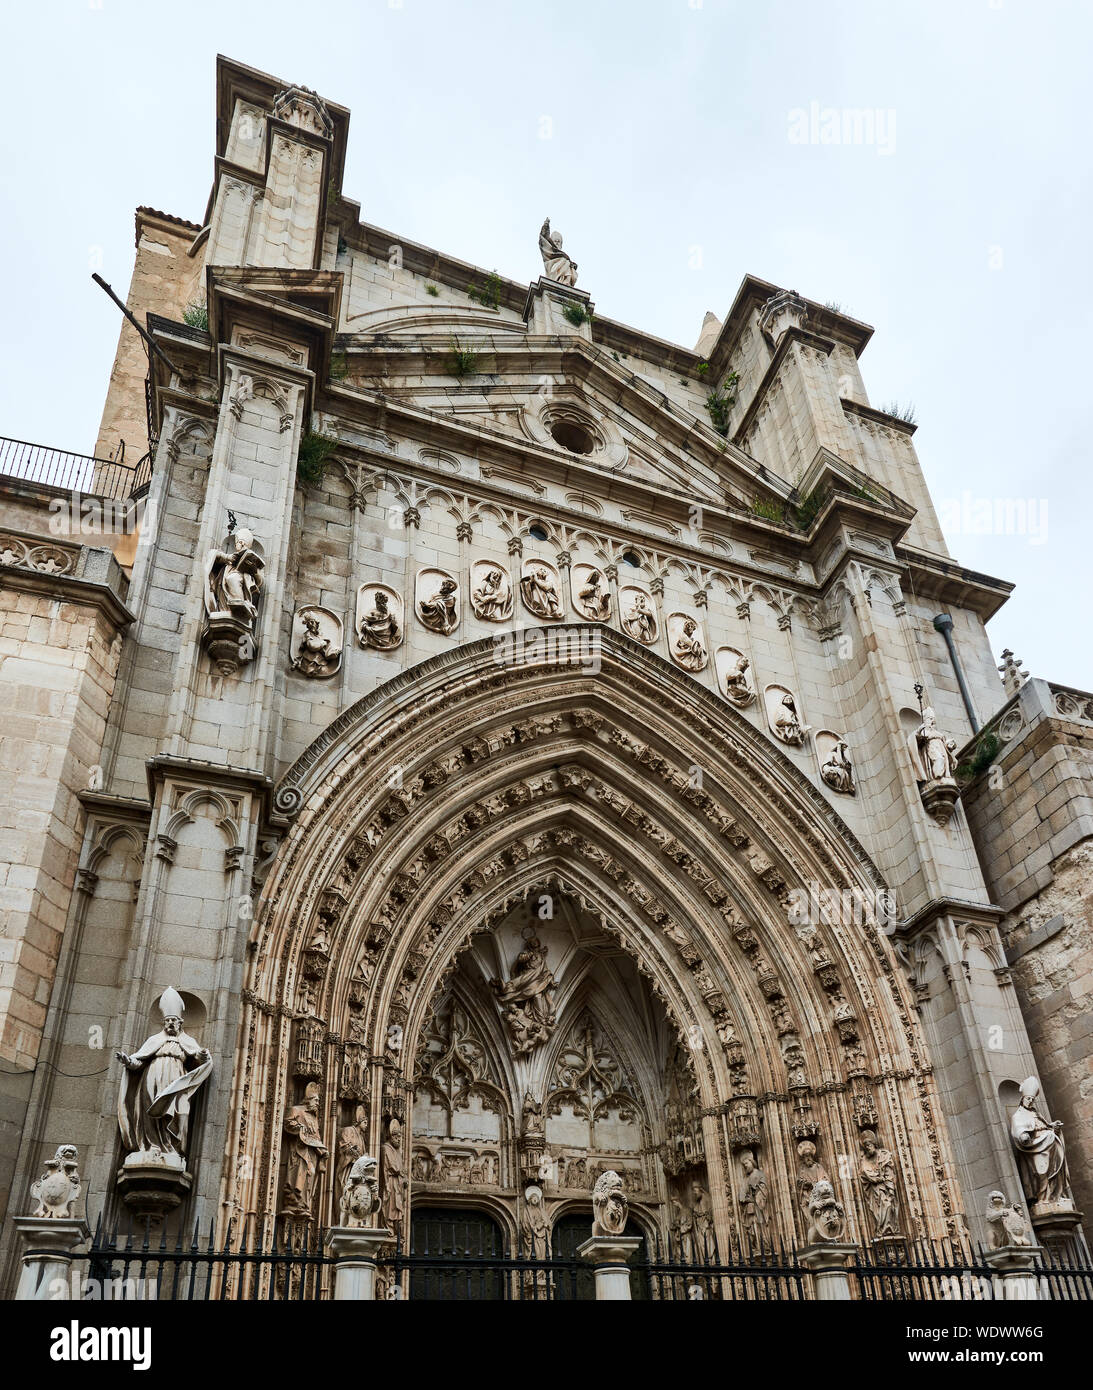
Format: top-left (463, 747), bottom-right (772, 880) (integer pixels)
top-left (570, 562), bottom-right (613, 621)
top-left (519, 558), bottom-right (564, 621)
top-left (470, 560), bottom-right (514, 622)
top-left (764, 684), bottom-right (810, 747)
top-left (715, 646), bottom-right (755, 707)
top-left (815, 729), bottom-right (856, 794)
top-left (667, 612), bottom-right (708, 672)
top-left (619, 585), bottom-right (659, 645)
top-left (356, 583), bottom-right (403, 650)
top-left (415, 569), bottom-right (460, 634)
top-left (290, 604), bottom-right (343, 678)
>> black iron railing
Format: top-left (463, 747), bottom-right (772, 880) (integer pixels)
top-left (0, 436), bottom-right (150, 502)
top-left (641, 1232), bottom-right (807, 1301)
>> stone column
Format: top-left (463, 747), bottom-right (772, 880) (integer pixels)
top-left (799, 1241), bottom-right (858, 1301)
top-left (325, 1227), bottom-right (392, 1301)
top-left (577, 1235), bottom-right (641, 1300)
top-left (983, 1246), bottom-right (1040, 1301)
top-left (13, 1217), bottom-right (89, 1301)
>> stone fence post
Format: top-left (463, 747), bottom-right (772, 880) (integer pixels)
top-left (325, 1226), bottom-right (393, 1300)
top-left (983, 1245), bottom-right (1040, 1300)
top-left (577, 1235), bottom-right (641, 1300)
top-left (799, 1241), bottom-right (858, 1300)
top-left (14, 1218), bottom-right (90, 1300)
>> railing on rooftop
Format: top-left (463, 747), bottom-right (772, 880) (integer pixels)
top-left (0, 436), bottom-right (151, 502)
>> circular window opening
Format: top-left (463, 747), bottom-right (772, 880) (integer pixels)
top-left (550, 419), bottom-right (595, 455)
top-left (528, 525), bottom-right (549, 542)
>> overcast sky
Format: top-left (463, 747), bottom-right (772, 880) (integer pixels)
top-left (2, 0), bottom-right (1090, 691)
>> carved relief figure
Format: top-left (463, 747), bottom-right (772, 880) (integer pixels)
top-left (1010, 1076), bottom-right (1073, 1210)
top-left (621, 588), bottom-right (657, 644)
top-left (738, 1149), bottom-right (771, 1246)
top-left (539, 217), bottom-right (578, 287)
top-left (290, 606), bottom-right (342, 677)
top-left (522, 1184), bottom-right (550, 1259)
top-left (859, 1130), bottom-right (900, 1237)
top-left (204, 527), bottom-right (264, 627)
top-left (520, 562), bottom-right (563, 620)
top-left (806, 1179), bottom-right (846, 1243)
top-left (719, 649), bottom-right (755, 707)
top-left (492, 937), bottom-right (557, 1055)
top-left (31, 1145), bottom-right (81, 1219)
top-left (335, 1103), bottom-right (369, 1202)
top-left (820, 737), bottom-right (855, 794)
top-left (795, 1140), bottom-right (829, 1230)
top-left (914, 707), bottom-right (958, 782)
top-left (592, 1169), bottom-right (628, 1237)
top-left (669, 615), bottom-right (708, 672)
top-left (116, 987), bottom-right (213, 1162)
top-left (770, 690), bottom-right (807, 746)
top-left (417, 575), bottom-right (459, 634)
top-left (690, 1179), bottom-right (713, 1253)
top-left (381, 1117), bottom-right (407, 1239)
top-left (471, 564), bottom-right (513, 621)
top-left (357, 586), bottom-right (402, 649)
top-left (572, 565), bottom-right (611, 621)
top-left (986, 1190), bottom-right (1032, 1249)
top-left (282, 1082), bottom-right (328, 1217)
top-left (339, 1154), bottom-right (379, 1228)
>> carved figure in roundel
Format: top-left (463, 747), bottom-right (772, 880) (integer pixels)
top-left (816, 731), bottom-right (855, 795)
top-left (356, 584), bottom-right (403, 650)
top-left (806, 1179), bottom-right (846, 1243)
top-left (716, 646), bottom-right (755, 707)
top-left (667, 613), bottom-right (708, 672)
top-left (619, 586), bottom-right (658, 644)
top-left (416, 570), bottom-right (460, 634)
top-left (592, 1169), bottom-right (628, 1236)
top-left (765, 685), bottom-right (809, 747)
top-left (470, 561), bottom-right (513, 621)
top-left (520, 559), bottom-right (563, 620)
top-left (291, 605), bottom-right (343, 677)
top-left (571, 563), bottom-right (612, 621)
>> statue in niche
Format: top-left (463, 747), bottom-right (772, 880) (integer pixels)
top-left (1010, 1076), bottom-right (1073, 1210)
top-left (539, 217), bottom-right (578, 287)
top-left (291, 610), bottom-right (341, 678)
top-left (738, 1149), bottom-right (771, 1246)
top-left (821, 739), bottom-right (856, 794)
top-left (471, 566), bottom-right (513, 621)
top-left (282, 1082), bottom-right (328, 1218)
top-left (116, 987), bottom-right (213, 1163)
top-left (795, 1139), bottom-right (829, 1230)
top-left (492, 936), bottom-right (557, 1056)
top-left (339, 1154), bottom-right (379, 1228)
top-left (522, 1185), bottom-right (550, 1259)
top-left (520, 564), bottom-right (562, 619)
top-left (774, 692), bottom-right (807, 746)
top-left (859, 1129), bottom-right (900, 1237)
top-left (623, 591), bottom-right (656, 644)
top-left (522, 1092), bottom-right (545, 1142)
top-left (722, 652), bottom-right (755, 707)
top-left (417, 577), bottom-right (459, 634)
top-left (358, 590), bottom-right (402, 649)
top-left (690, 1180), bottom-right (713, 1253)
top-left (31, 1145), bottom-right (81, 1219)
top-left (986, 1190), bottom-right (1033, 1249)
top-left (806, 1179), bottom-right (846, 1243)
top-left (203, 527), bottom-right (264, 631)
top-left (575, 568), bottom-right (611, 620)
top-left (673, 617), bottom-right (707, 672)
top-left (381, 1117), bottom-right (407, 1240)
top-left (335, 1103), bottom-right (369, 1203)
top-left (914, 707), bottom-right (959, 783)
top-left (592, 1170), bottom-right (628, 1237)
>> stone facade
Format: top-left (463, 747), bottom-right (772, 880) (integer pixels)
top-left (0, 55), bottom-right (1087, 1295)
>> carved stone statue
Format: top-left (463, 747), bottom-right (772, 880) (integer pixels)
top-left (672, 618), bottom-right (707, 672)
top-left (291, 610), bottom-right (341, 677)
top-left (417, 577), bottom-right (459, 634)
top-left (492, 936), bottom-right (557, 1055)
top-left (738, 1149), bottom-right (771, 1245)
top-left (1010, 1076), bottom-right (1073, 1211)
top-left (31, 1144), bottom-right (81, 1218)
top-left (520, 564), bottom-right (562, 619)
top-left (623, 591), bottom-right (656, 644)
top-left (722, 652), bottom-right (754, 707)
top-left (914, 707), bottom-right (958, 782)
top-left (358, 589), bottom-right (402, 649)
top-left (282, 1082), bottom-right (328, 1217)
top-left (821, 739), bottom-right (855, 795)
top-left (795, 1139), bottom-right (829, 1230)
top-left (335, 1103), bottom-right (369, 1202)
top-left (116, 987), bottom-right (212, 1163)
top-left (806, 1179), bottom-right (846, 1243)
top-left (774, 692), bottom-right (806, 746)
top-left (575, 567), bottom-right (611, 620)
top-left (339, 1154), bottom-right (379, 1228)
top-left (521, 1091), bottom-right (545, 1142)
top-left (859, 1129), bottom-right (900, 1237)
top-left (592, 1169), bottom-right (628, 1237)
top-left (986, 1190), bottom-right (1033, 1249)
top-left (690, 1179), bottom-right (713, 1253)
top-left (539, 217), bottom-right (578, 287)
top-left (381, 1116), bottom-right (406, 1240)
top-left (204, 527), bottom-right (264, 626)
top-left (471, 566), bottom-right (513, 621)
top-left (522, 1184), bottom-right (550, 1259)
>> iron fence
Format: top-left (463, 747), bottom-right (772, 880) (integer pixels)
top-left (640, 1232), bottom-right (807, 1301)
top-left (0, 436), bottom-right (150, 502)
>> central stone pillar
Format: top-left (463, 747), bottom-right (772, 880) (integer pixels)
top-left (799, 1241), bottom-right (858, 1300)
top-left (577, 1235), bottom-right (641, 1300)
top-left (325, 1227), bottom-right (393, 1301)
top-left (13, 1217), bottom-right (90, 1301)
top-left (983, 1245), bottom-right (1041, 1301)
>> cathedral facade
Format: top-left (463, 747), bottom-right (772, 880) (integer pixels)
top-left (1, 55), bottom-right (1089, 1299)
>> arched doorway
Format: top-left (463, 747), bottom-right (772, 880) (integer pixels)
top-left (551, 1210), bottom-right (649, 1300)
top-left (408, 1206), bottom-right (504, 1301)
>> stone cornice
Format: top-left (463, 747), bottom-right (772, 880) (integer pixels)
top-left (144, 754), bottom-right (275, 819)
top-left (895, 544), bottom-right (1014, 622)
top-left (0, 531), bottom-right (133, 630)
top-left (893, 897), bottom-right (1004, 942)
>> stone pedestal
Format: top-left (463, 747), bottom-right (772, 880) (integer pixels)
top-left (13, 1217), bottom-right (90, 1300)
top-left (523, 276), bottom-right (595, 340)
top-left (983, 1245), bottom-right (1041, 1301)
top-left (325, 1226), bottom-right (393, 1301)
top-left (577, 1235), bottom-right (641, 1301)
top-left (799, 1241), bottom-right (858, 1300)
top-left (1029, 1199), bottom-right (1082, 1248)
top-left (116, 1151), bottom-right (192, 1221)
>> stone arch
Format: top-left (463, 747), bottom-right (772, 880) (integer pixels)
top-left (227, 629), bottom-right (964, 1248)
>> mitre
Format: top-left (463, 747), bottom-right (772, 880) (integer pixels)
top-left (158, 986), bottom-right (185, 1019)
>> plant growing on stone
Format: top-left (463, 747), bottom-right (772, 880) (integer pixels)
top-left (881, 400), bottom-right (917, 425)
top-left (447, 337), bottom-right (480, 380)
top-left (705, 370), bottom-right (739, 436)
top-left (182, 302), bottom-right (208, 331)
top-left (329, 350), bottom-right (349, 381)
top-left (750, 495), bottom-right (787, 526)
top-left (562, 302), bottom-right (592, 328)
top-left (467, 270), bottom-right (502, 310)
top-left (296, 430), bottom-right (339, 488)
top-left (425, 283), bottom-right (440, 297)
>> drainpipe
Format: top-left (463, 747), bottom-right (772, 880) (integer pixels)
top-left (932, 613), bottom-right (979, 733)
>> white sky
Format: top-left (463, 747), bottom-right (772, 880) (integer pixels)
top-left (2, 0), bottom-right (1090, 690)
